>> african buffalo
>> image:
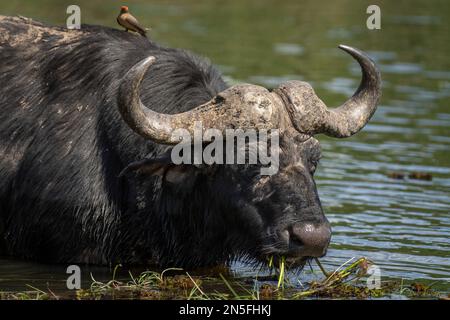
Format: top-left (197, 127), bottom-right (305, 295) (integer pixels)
top-left (0, 16), bottom-right (380, 268)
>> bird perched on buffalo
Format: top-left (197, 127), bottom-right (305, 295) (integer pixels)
top-left (117, 6), bottom-right (148, 37)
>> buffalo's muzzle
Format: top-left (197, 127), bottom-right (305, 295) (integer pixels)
top-left (285, 222), bottom-right (331, 258)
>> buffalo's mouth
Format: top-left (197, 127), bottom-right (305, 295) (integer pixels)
top-left (258, 221), bottom-right (331, 269)
top-left (257, 248), bottom-right (315, 270)
top-left (265, 254), bottom-right (310, 269)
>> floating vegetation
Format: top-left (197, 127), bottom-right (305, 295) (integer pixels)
top-left (387, 171), bottom-right (433, 181)
top-left (408, 172), bottom-right (432, 181)
top-left (0, 284), bottom-right (51, 300)
top-left (0, 257), bottom-right (445, 300)
top-left (0, 291), bottom-right (49, 300)
top-left (387, 171), bottom-right (406, 180)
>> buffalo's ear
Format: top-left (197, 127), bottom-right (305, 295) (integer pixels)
top-left (119, 154), bottom-right (197, 184)
top-left (119, 155), bottom-right (172, 177)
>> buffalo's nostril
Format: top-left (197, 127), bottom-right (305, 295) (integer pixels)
top-left (289, 223), bottom-right (331, 257)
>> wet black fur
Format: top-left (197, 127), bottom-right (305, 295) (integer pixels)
top-left (0, 17), bottom-right (328, 268)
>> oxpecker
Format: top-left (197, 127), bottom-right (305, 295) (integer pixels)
top-left (117, 6), bottom-right (148, 37)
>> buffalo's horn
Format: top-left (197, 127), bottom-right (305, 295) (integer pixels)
top-left (275, 45), bottom-right (381, 137)
top-left (118, 56), bottom-right (283, 144)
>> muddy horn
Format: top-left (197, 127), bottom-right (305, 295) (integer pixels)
top-left (274, 45), bottom-right (381, 137)
top-left (118, 57), bottom-right (283, 144)
top-left (118, 45), bottom-right (381, 143)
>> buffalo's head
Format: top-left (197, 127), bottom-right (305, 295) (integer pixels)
top-left (117, 45), bottom-right (381, 267)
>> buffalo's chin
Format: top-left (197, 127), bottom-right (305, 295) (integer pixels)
top-left (285, 256), bottom-right (310, 269)
top-left (258, 254), bottom-right (309, 270)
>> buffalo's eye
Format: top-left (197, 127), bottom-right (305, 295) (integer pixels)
top-left (214, 95), bottom-right (226, 104)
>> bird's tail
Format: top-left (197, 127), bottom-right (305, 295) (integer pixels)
top-left (135, 26), bottom-right (147, 37)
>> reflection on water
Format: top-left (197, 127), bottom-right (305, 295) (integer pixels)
top-left (0, 0), bottom-right (449, 294)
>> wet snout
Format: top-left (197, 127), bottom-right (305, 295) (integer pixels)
top-left (282, 222), bottom-right (331, 257)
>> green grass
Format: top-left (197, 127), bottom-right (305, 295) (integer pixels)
top-left (0, 257), bottom-right (446, 300)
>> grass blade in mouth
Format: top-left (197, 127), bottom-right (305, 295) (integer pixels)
top-left (268, 256), bottom-right (274, 269)
top-left (277, 256), bottom-right (286, 290)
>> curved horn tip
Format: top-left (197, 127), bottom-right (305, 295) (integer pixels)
top-left (138, 55), bottom-right (156, 70)
top-left (122, 56), bottom-right (156, 85)
top-left (338, 44), bottom-right (359, 53)
top-left (338, 44), bottom-right (366, 60)
top-left (337, 45), bottom-right (379, 71)
top-left (338, 44), bottom-right (356, 52)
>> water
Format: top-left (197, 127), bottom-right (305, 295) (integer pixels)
top-left (0, 0), bottom-right (449, 294)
